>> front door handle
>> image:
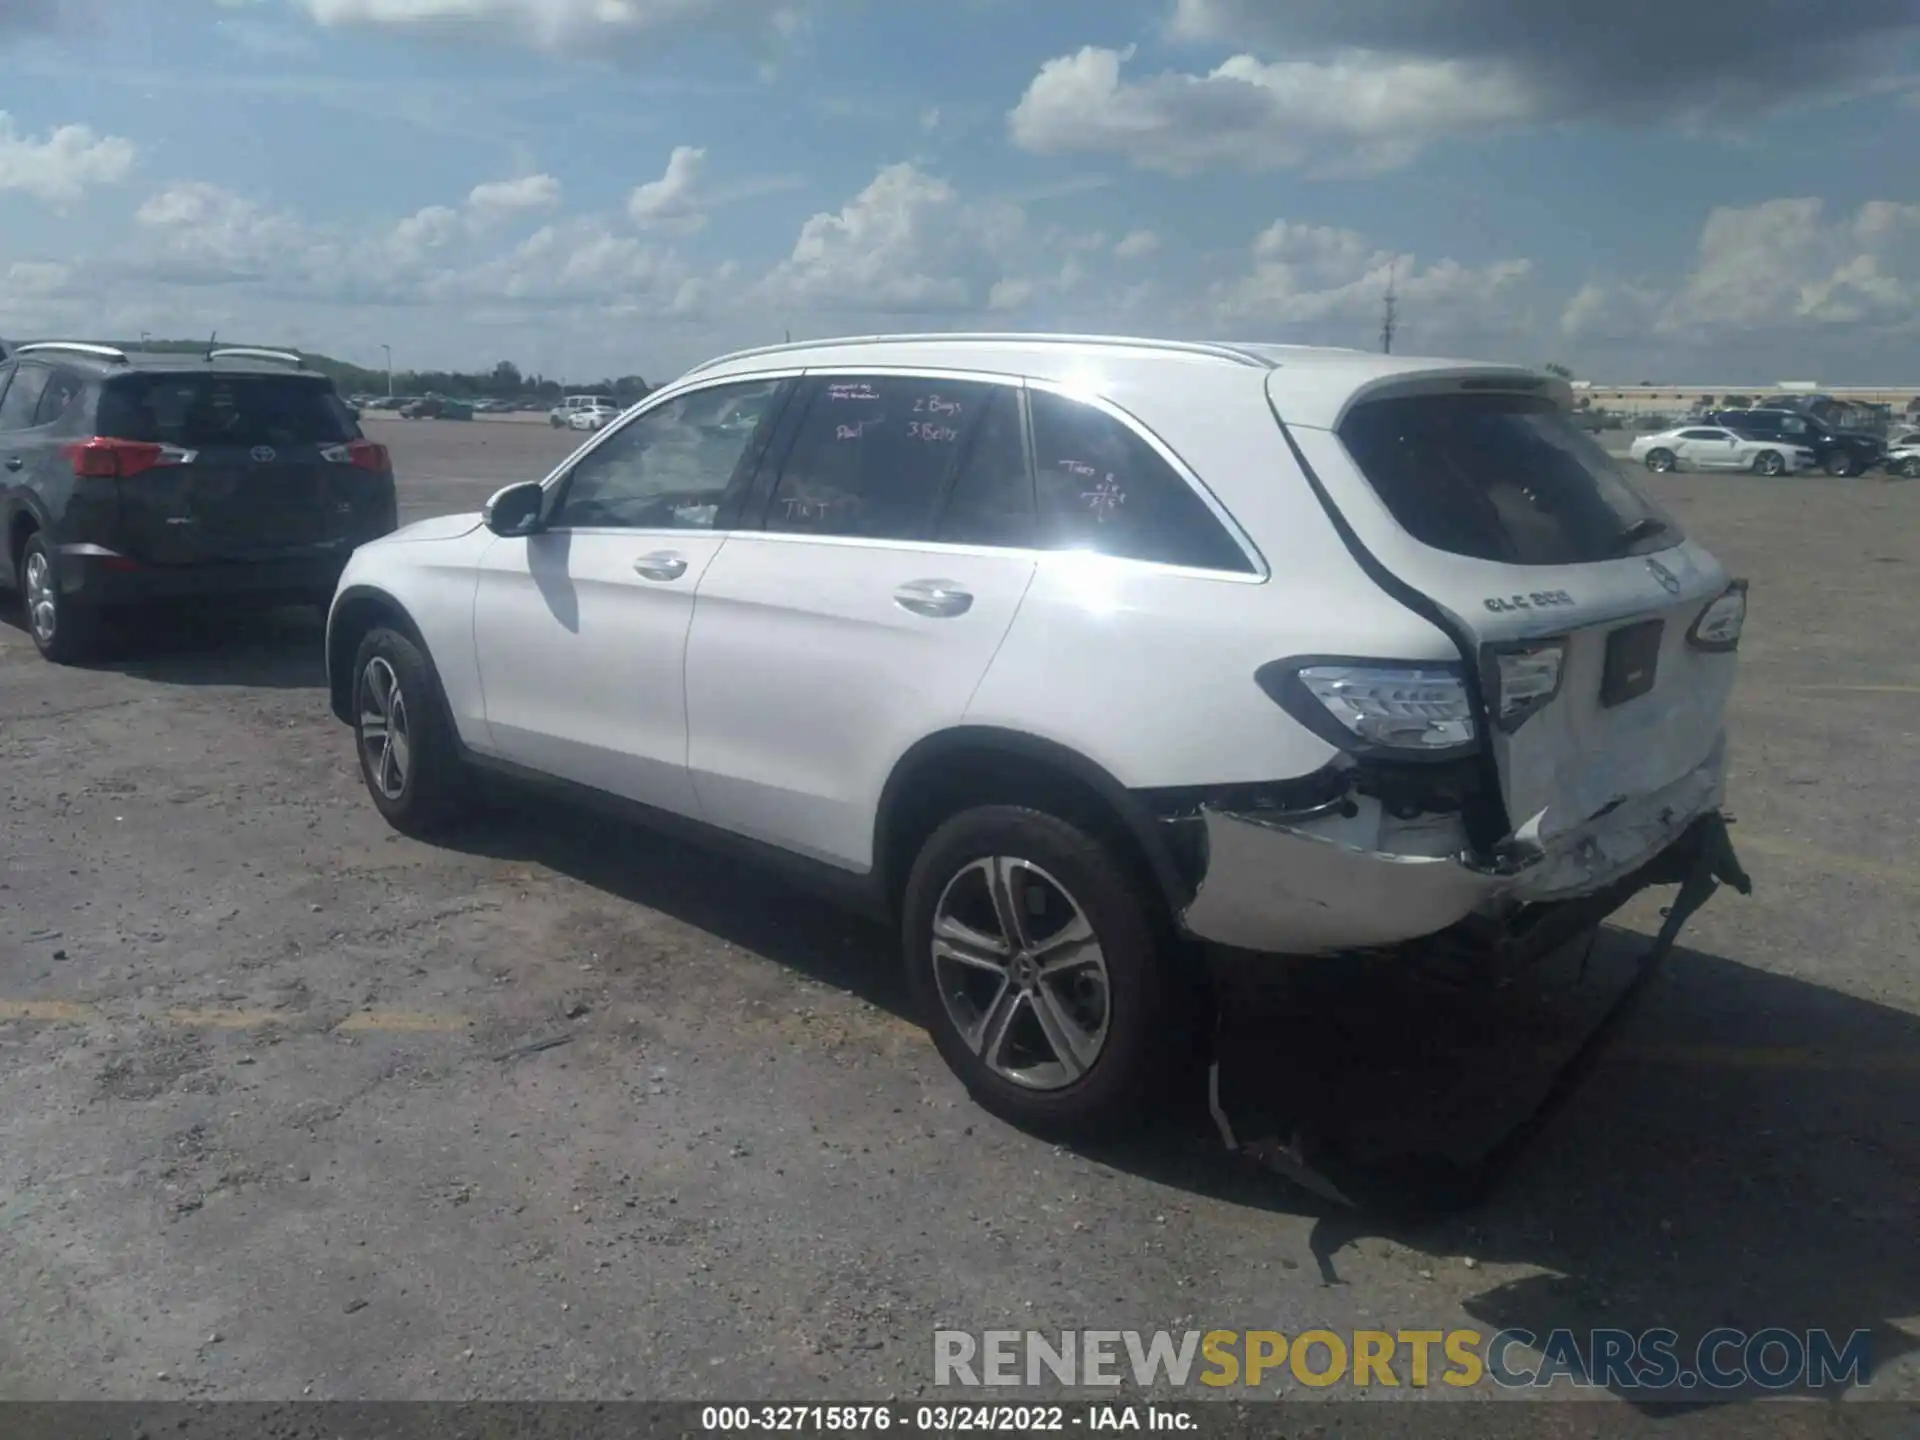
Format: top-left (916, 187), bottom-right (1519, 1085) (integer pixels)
top-left (633, 552), bottom-right (689, 582)
top-left (894, 578), bottom-right (974, 619)
top-left (3, 457), bottom-right (21, 472)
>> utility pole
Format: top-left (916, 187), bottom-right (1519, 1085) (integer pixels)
top-left (381, 344), bottom-right (393, 398)
top-left (1379, 261), bottom-right (1399, 355)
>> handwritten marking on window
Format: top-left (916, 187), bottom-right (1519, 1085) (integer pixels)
top-left (827, 383), bottom-right (879, 402)
top-left (835, 420), bottom-right (881, 441)
top-left (1081, 475), bottom-right (1127, 521)
top-left (907, 421), bottom-right (958, 443)
top-left (781, 494), bottom-right (845, 522)
top-left (913, 395), bottom-right (964, 418)
top-left (1058, 459), bottom-right (1098, 479)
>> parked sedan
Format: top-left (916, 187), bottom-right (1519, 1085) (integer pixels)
top-left (1886, 443), bottom-right (1920, 479)
top-left (1630, 425), bottom-right (1816, 476)
top-left (567, 402), bottom-right (621, 432)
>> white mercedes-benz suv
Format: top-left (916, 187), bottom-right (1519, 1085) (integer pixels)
top-left (326, 333), bottom-right (1751, 1138)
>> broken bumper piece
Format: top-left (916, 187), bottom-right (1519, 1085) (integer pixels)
top-left (1180, 744), bottom-right (1729, 955)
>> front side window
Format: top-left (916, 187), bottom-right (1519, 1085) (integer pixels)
top-left (934, 386), bottom-right (1033, 549)
top-left (1339, 392), bottom-right (1684, 565)
top-left (552, 378), bottom-right (783, 531)
top-left (1029, 389), bottom-right (1252, 573)
top-left (1679, 429), bottom-right (1725, 441)
top-left (764, 375), bottom-right (998, 541)
top-left (0, 364), bottom-right (51, 431)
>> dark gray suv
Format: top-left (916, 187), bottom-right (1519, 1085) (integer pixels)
top-left (0, 342), bottom-right (398, 663)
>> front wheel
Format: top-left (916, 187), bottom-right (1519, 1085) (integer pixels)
top-left (1643, 448), bottom-right (1675, 473)
top-left (1824, 452), bottom-right (1858, 477)
top-left (351, 626), bottom-right (467, 835)
top-left (1897, 456), bottom-right (1920, 479)
top-left (1751, 450), bottom-right (1784, 476)
top-left (903, 806), bottom-right (1178, 1138)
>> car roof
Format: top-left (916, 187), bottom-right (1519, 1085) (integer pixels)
top-left (677, 332), bottom-right (1559, 430)
top-left (6, 343), bottom-right (331, 381)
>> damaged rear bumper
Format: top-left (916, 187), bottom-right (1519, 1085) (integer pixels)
top-left (1180, 742), bottom-right (1731, 955)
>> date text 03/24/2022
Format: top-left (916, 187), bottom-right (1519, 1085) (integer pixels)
top-left (699, 1404), bottom-right (1192, 1432)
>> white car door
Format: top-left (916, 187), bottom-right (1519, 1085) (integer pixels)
top-left (472, 376), bottom-right (792, 817)
top-left (684, 373), bottom-right (1038, 870)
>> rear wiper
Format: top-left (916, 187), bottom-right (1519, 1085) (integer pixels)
top-left (1613, 516), bottom-right (1670, 551)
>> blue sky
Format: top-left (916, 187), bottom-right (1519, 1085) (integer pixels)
top-left (2, 0), bottom-right (1917, 385)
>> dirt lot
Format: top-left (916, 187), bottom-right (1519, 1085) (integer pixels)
top-left (1, 418), bottom-right (1916, 1413)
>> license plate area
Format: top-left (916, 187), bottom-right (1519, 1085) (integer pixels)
top-left (1601, 619), bottom-right (1664, 708)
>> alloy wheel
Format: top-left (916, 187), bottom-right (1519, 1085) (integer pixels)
top-left (24, 549), bottom-right (57, 646)
top-left (359, 656), bottom-right (412, 801)
top-left (930, 856), bottom-right (1111, 1091)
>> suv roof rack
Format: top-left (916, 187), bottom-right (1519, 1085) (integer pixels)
top-left (14, 341), bottom-right (129, 364)
top-left (208, 346), bottom-right (304, 367)
top-left (681, 333), bottom-right (1275, 378)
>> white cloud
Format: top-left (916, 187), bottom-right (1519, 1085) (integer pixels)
top-left (753, 162), bottom-right (1041, 314)
top-left (628, 146), bottom-right (708, 231)
top-left (1008, 44), bottom-right (1533, 174)
top-left (133, 182), bottom-right (310, 283)
top-left (1212, 218), bottom-right (1533, 347)
top-left (1114, 229), bottom-right (1160, 260)
top-left (0, 112), bottom-right (134, 205)
top-left (290, 0), bottom-right (806, 53)
top-left (467, 173), bottom-right (561, 219)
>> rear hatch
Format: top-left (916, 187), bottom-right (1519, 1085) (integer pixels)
top-left (96, 372), bottom-right (388, 565)
top-left (1278, 372), bottom-right (1740, 850)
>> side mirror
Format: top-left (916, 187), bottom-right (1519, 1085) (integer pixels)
top-left (483, 480), bottom-right (547, 537)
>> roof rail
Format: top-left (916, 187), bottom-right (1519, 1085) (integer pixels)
top-left (681, 332), bottom-right (1275, 378)
top-left (209, 346), bottom-right (304, 366)
top-left (14, 341), bottom-right (129, 364)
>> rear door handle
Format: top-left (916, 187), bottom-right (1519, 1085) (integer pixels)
top-left (633, 551), bottom-right (689, 582)
top-left (4, 457), bottom-right (21, 472)
top-left (894, 578), bottom-right (974, 619)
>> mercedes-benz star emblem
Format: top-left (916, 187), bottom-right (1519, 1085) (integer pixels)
top-left (251, 445), bottom-right (277, 463)
top-left (1646, 557), bottom-right (1682, 595)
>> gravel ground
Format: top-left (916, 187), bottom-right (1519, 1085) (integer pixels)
top-left (0, 418), bottom-right (1915, 1416)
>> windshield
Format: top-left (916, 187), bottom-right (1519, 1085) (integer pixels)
top-left (1338, 392), bottom-right (1683, 566)
top-left (99, 375), bottom-right (361, 448)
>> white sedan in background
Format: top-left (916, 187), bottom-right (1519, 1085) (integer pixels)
top-left (568, 402), bottom-right (623, 433)
top-left (1630, 425), bottom-right (1816, 476)
top-left (1886, 442), bottom-right (1920, 479)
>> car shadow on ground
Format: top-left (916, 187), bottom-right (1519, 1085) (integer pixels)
top-left (431, 792), bottom-right (1918, 1408)
top-left (0, 601), bottom-right (330, 689)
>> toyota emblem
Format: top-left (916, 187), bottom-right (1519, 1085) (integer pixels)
top-left (251, 445), bottom-right (277, 463)
top-left (1645, 557), bottom-right (1682, 595)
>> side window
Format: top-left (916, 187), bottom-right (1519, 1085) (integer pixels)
top-left (33, 368), bottom-right (84, 428)
top-left (1679, 429), bottom-right (1722, 440)
top-left (1028, 389), bottom-right (1251, 573)
top-left (765, 376), bottom-right (995, 541)
top-left (0, 364), bottom-right (51, 432)
top-left (552, 378), bottom-right (783, 531)
top-left (934, 386), bottom-right (1033, 549)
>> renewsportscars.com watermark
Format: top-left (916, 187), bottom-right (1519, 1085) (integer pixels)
top-left (934, 1328), bottom-right (1873, 1393)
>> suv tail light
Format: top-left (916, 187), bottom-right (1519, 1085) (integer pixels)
top-left (1687, 579), bottom-right (1747, 652)
top-left (1257, 660), bottom-right (1478, 759)
top-left (63, 437), bottom-right (197, 479)
top-left (321, 439), bottom-right (390, 472)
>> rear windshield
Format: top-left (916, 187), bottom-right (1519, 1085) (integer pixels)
top-left (1338, 392), bottom-right (1683, 566)
top-left (99, 374), bottom-right (360, 448)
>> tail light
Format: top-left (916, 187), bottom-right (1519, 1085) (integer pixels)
top-left (1257, 660), bottom-right (1478, 759)
top-left (1687, 579), bottom-right (1747, 652)
top-left (322, 439), bottom-right (390, 472)
top-left (63, 437), bottom-right (196, 479)
top-left (1487, 641), bottom-right (1566, 731)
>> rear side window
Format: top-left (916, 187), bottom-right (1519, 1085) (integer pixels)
top-left (97, 375), bottom-right (359, 448)
top-left (1029, 389), bottom-right (1251, 573)
top-left (1339, 392), bottom-right (1684, 566)
top-left (33, 368), bottom-right (85, 427)
top-left (765, 376), bottom-right (997, 541)
top-left (934, 386), bottom-right (1033, 549)
top-left (0, 365), bottom-right (51, 431)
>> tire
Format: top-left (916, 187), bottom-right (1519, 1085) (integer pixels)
top-left (19, 534), bottom-right (104, 665)
top-left (1824, 452), bottom-right (1857, 477)
top-left (549, 415), bottom-right (564, 428)
top-left (1751, 450), bottom-right (1784, 476)
top-left (1643, 448), bottom-right (1675, 473)
top-left (350, 625), bottom-right (467, 835)
top-left (1898, 457), bottom-right (1920, 479)
top-left (902, 805), bottom-right (1177, 1138)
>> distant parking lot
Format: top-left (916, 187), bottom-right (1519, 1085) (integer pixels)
top-left (1, 419), bottom-right (1915, 1409)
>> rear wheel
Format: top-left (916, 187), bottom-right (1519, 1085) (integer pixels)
top-left (1898, 456), bottom-right (1920, 479)
top-left (351, 626), bottom-right (467, 835)
top-left (1751, 450), bottom-right (1784, 476)
top-left (903, 805), bottom-right (1177, 1138)
top-left (1824, 451), bottom-right (1858, 477)
top-left (1643, 448), bottom-right (1675, 473)
top-left (20, 535), bottom-right (103, 665)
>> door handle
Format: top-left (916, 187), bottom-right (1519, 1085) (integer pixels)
top-left (3, 457), bottom-right (21, 472)
top-left (894, 578), bottom-right (974, 619)
top-left (633, 552), bottom-right (689, 582)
